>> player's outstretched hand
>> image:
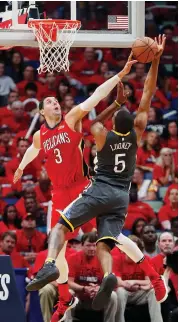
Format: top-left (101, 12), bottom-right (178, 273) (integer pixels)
top-left (154, 34), bottom-right (166, 59)
top-left (13, 168), bottom-right (23, 183)
top-left (116, 82), bottom-right (129, 104)
top-left (119, 52), bottom-right (137, 78)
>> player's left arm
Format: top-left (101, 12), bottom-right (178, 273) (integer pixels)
top-left (65, 56), bottom-right (137, 130)
top-left (134, 34), bottom-right (166, 146)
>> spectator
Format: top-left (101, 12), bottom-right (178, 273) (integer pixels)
top-left (43, 72), bottom-right (57, 97)
top-left (123, 82), bottom-right (138, 112)
top-left (15, 187), bottom-right (36, 218)
top-left (162, 121), bottom-right (178, 151)
top-left (158, 189), bottom-right (178, 230)
top-left (162, 25), bottom-right (178, 64)
top-left (153, 148), bottom-right (176, 186)
top-left (124, 184), bottom-right (157, 230)
top-left (131, 218), bottom-right (147, 238)
top-left (1, 100), bottom-right (30, 133)
top-left (132, 167), bottom-right (154, 200)
top-left (5, 138), bottom-right (38, 183)
top-left (70, 48), bottom-right (100, 85)
top-left (128, 63), bottom-right (146, 91)
top-left (0, 61), bottom-right (17, 107)
top-left (62, 94), bottom-right (74, 114)
top-left (0, 91), bottom-right (19, 120)
top-left (0, 204), bottom-right (21, 237)
top-left (146, 107), bottom-right (164, 135)
top-left (171, 217), bottom-right (178, 241)
top-left (6, 50), bottom-right (24, 83)
top-left (56, 79), bottom-right (71, 103)
top-left (34, 169), bottom-right (51, 205)
top-left (23, 82), bottom-right (38, 99)
top-left (137, 131), bottom-right (160, 172)
top-left (24, 196), bottom-right (47, 227)
top-left (0, 231), bottom-right (29, 268)
top-left (0, 125), bottom-right (14, 162)
top-left (151, 231), bottom-right (175, 275)
top-left (164, 183), bottom-right (178, 205)
top-left (141, 224), bottom-right (159, 258)
top-left (16, 213), bottom-right (46, 264)
top-left (68, 235), bottom-right (82, 252)
top-left (17, 65), bottom-right (44, 99)
top-left (114, 235), bottom-right (163, 322)
top-left (67, 232), bottom-right (118, 322)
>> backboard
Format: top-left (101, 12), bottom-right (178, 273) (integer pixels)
top-left (0, 1), bottom-right (145, 48)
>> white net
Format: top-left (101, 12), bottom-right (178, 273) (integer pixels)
top-left (29, 20), bottom-right (81, 74)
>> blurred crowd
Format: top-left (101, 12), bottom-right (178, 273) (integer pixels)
top-left (0, 1), bottom-right (178, 322)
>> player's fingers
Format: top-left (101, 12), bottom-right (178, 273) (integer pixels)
top-left (159, 34), bottom-right (162, 45)
top-left (129, 60), bottom-right (138, 65)
top-left (162, 34), bottom-right (166, 46)
top-left (154, 37), bottom-right (157, 44)
top-left (128, 51), bottom-right (133, 61)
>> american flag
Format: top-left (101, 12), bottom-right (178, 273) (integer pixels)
top-left (108, 15), bottom-right (129, 30)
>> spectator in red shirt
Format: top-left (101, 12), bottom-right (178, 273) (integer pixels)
top-left (124, 184), bottom-right (157, 230)
top-left (0, 231), bottom-right (29, 268)
top-left (0, 91), bottom-right (19, 121)
top-left (56, 79), bottom-right (71, 103)
top-left (15, 186), bottom-right (36, 218)
top-left (114, 235), bottom-right (163, 322)
top-left (43, 72), bottom-right (57, 97)
top-left (158, 188), bottom-right (178, 230)
top-left (128, 63), bottom-right (146, 91)
top-left (70, 48), bottom-right (100, 85)
top-left (1, 100), bottom-right (30, 133)
top-left (5, 138), bottom-right (38, 184)
top-left (16, 213), bottom-right (46, 265)
top-left (141, 224), bottom-right (159, 258)
top-left (137, 131), bottom-right (160, 171)
top-left (0, 125), bottom-right (15, 162)
top-left (171, 217), bottom-right (178, 241)
top-left (163, 121), bottom-right (178, 152)
top-left (132, 167), bottom-right (154, 200)
top-left (164, 183), bottom-right (178, 205)
top-left (161, 25), bottom-right (178, 64)
top-left (67, 232), bottom-right (118, 322)
top-left (61, 94), bottom-right (74, 114)
top-left (17, 65), bottom-right (45, 99)
top-left (34, 169), bottom-right (51, 205)
top-left (151, 232), bottom-right (175, 275)
top-left (0, 204), bottom-right (21, 237)
top-left (153, 148), bottom-right (176, 186)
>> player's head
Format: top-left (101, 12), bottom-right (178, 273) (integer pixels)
top-left (112, 108), bottom-right (134, 134)
top-left (39, 96), bottom-right (62, 121)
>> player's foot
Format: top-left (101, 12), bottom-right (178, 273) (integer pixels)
top-left (92, 273), bottom-right (117, 311)
top-left (152, 276), bottom-right (168, 303)
top-left (51, 296), bottom-right (79, 322)
top-left (26, 262), bottom-right (59, 291)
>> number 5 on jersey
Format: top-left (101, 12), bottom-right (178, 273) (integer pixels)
top-left (54, 148), bottom-right (62, 163)
top-left (114, 153), bottom-right (126, 173)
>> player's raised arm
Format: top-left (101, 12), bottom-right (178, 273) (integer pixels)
top-left (13, 131), bottom-right (41, 183)
top-left (134, 34), bottom-right (166, 145)
top-left (65, 55), bottom-right (137, 130)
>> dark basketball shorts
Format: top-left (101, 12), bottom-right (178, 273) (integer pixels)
top-left (59, 180), bottom-right (129, 247)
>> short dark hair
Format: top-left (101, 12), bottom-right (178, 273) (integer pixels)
top-left (1, 231), bottom-right (17, 243)
top-left (81, 231), bottom-right (98, 245)
top-left (17, 137), bottom-right (30, 146)
top-left (25, 82), bottom-right (38, 93)
top-left (39, 96), bottom-right (55, 111)
top-left (114, 109), bottom-right (134, 134)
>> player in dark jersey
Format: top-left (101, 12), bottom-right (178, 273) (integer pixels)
top-left (26, 35), bottom-right (168, 308)
top-left (14, 59), bottom-right (136, 322)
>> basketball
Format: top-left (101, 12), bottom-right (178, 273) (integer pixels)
top-left (132, 37), bottom-right (158, 63)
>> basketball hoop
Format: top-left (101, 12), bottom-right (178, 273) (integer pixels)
top-left (28, 19), bottom-right (81, 74)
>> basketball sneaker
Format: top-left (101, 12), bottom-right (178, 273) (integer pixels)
top-left (26, 261), bottom-right (59, 291)
top-left (51, 296), bottom-right (79, 322)
top-left (152, 275), bottom-right (168, 303)
top-left (92, 273), bottom-right (117, 311)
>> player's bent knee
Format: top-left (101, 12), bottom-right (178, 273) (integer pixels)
top-left (54, 222), bottom-right (71, 234)
top-left (97, 239), bottom-right (115, 250)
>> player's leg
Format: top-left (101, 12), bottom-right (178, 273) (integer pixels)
top-left (115, 233), bottom-right (168, 302)
top-left (26, 184), bottom-right (103, 291)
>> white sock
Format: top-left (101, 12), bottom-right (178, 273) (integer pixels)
top-left (55, 241), bottom-right (69, 284)
top-left (116, 233), bottom-right (144, 263)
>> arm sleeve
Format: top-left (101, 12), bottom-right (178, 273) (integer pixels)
top-left (19, 143), bottom-right (40, 170)
top-left (80, 75), bottom-right (120, 111)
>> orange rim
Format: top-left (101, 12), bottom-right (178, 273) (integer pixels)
top-left (28, 19), bottom-right (81, 29)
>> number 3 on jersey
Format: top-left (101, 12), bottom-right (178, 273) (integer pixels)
top-left (54, 148), bottom-right (62, 163)
top-left (114, 153), bottom-right (126, 173)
